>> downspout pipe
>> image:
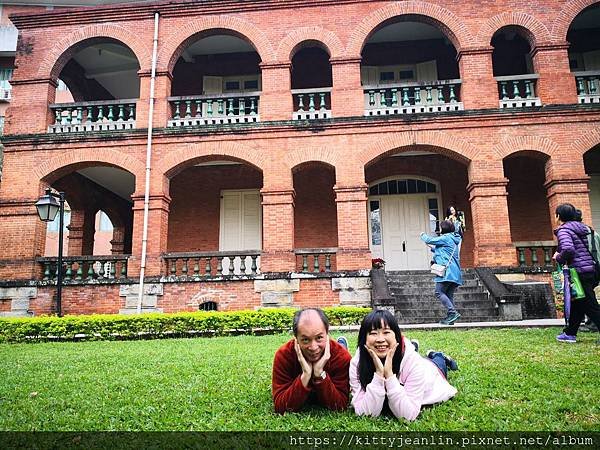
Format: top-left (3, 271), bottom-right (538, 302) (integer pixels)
top-left (137, 11), bottom-right (160, 313)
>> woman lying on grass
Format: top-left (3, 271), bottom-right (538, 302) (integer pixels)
top-left (349, 309), bottom-right (458, 421)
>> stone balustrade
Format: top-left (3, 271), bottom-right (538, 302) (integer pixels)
top-left (363, 79), bottom-right (463, 116)
top-left (167, 92), bottom-right (260, 127)
top-left (37, 255), bottom-right (130, 281)
top-left (574, 71), bottom-right (600, 104)
top-left (495, 74), bottom-right (541, 108)
top-left (294, 248), bottom-right (337, 273)
top-left (48, 99), bottom-right (136, 133)
top-left (162, 251), bottom-right (261, 277)
top-left (514, 241), bottom-right (556, 269)
top-left (291, 88), bottom-right (332, 120)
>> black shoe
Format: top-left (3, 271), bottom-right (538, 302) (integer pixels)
top-left (444, 354), bottom-right (459, 371)
top-left (410, 339), bottom-right (420, 353)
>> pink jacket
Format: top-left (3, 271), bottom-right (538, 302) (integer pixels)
top-left (349, 336), bottom-right (457, 421)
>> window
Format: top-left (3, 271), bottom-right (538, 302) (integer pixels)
top-left (224, 80), bottom-right (241, 91)
top-left (380, 71), bottom-right (395, 82)
top-left (399, 70), bottom-right (414, 80)
top-left (370, 179), bottom-right (437, 196)
top-left (370, 201), bottom-right (382, 245)
top-left (244, 79), bottom-right (258, 90)
top-left (199, 301), bottom-right (218, 311)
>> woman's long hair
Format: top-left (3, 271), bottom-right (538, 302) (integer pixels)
top-left (357, 310), bottom-right (404, 389)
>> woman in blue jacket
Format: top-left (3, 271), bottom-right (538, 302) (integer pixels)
top-left (420, 220), bottom-right (462, 325)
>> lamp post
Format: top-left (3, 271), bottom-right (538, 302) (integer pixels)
top-left (35, 189), bottom-right (65, 317)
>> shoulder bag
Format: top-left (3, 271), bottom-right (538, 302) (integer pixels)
top-left (431, 243), bottom-right (457, 277)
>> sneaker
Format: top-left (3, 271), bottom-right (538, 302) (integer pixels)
top-left (410, 339), bottom-right (420, 353)
top-left (439, 316), bottom-right (454, 325)
top-left (447, 311), bottom-right (461, 325)
top-left (443, 353), bottom-right (459, 371)
top-left (336, 336), bottom-right (349, 350)
top-left (556, 333), bottom-right (576, 343)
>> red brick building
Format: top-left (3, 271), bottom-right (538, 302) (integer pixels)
top-left (0, 0), bottom-right (599, 318)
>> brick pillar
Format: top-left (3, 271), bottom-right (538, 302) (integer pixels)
top-left (467, 179), bottom-right (516, 266)
top-left (137, 71), bottom-right (172, 129)
top-left (129, 194), bottom-right (171, 277)
top-left (81, 209), bottom-right (96, 256)
top-left (330, 57), bottom-right (364, 118)
top-left (4, 79), bottom-right (56, 135)
top-left (259, 62), bottom-right (292, 121)
top-left (260, 189), bottom-right (296, 272)
top-left (111, 226), bottom-right (126, 254)
top-left (66, 209), bottom-right (85, 256)
top-left (0, 198), bottom-right (47, 279)
top-left (334, 185), bottom-right (371, 270)
top-left (457, 47), bottom-right (498, 110)
top-left (532, 42), bottom-right (577, 105)
top-left (545, 158), bottom-right (591, 221)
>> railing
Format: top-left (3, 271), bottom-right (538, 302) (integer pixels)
top-left (168, 92), bottom-right (260, 127)
top-left (514, 241), bottom-right (556, 268)
top-left (163, 251), bottom-right (261, 277)
top-left (0, 81), bottom-right (11, 101)
top-left (363, 79), bottom-right (463, 116)
top-left (295, 248), bottom-right (337, 273)
top-left (37, 255), bottom-right (130, 281)
top-left (48, 99), bottom-right (137, 133)
top-left (292, 88), bottom-right (332, 120)
top-left (495, 74), bottom-right (541, 108)
top-left (574, 71), bottom-right (600, 104)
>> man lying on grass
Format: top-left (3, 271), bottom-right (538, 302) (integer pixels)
top-left (272, 308), bottom-right (352, 413)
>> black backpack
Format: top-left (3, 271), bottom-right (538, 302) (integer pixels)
top-left (585, 225), bottom-right (600, 284)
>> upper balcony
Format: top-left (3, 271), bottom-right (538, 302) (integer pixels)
top-left (4, 2), bottom-right (600, 138)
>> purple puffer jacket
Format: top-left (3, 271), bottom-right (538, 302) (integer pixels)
top-left (554, 221), bottom-right (595, 274)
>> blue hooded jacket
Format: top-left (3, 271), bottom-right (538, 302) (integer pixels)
top-left (420, 232), bottom-right (463, 285)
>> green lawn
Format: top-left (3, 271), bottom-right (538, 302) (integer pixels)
top-left (0, 328), bottom-right (598, 431)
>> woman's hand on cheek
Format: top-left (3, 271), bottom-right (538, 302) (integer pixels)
top-left (365, 345), bottom-right (385, 378)
top-left (383, 342), bottom-right (398, 379)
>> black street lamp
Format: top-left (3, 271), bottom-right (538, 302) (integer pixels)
top-left (35, 189), bottom-right (65, 317)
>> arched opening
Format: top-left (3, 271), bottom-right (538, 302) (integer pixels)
top-left (503, 152), bottom-right (553, 265)
top-left (568, 4), bottom-right (600, 102)
top-left (93, 210), bottom-right (114, 255)
top-left (360, 18), bottom-right (461, 115)
top-left (169, 31), bottom-right (261, 125)
top-left (51, 39), bottom-right (140, 132)
top-left (293, 162), bottom-right (337, 271)
top-left (584, 144), bottom-right (600, 228)
top-left (291, 43), bottom-right (332, 119)
top-left (491, 26), bottom-right (540, 107)
top-left (365, 148), bottom-right (471, 270)
top-left (167, 158), bottom-right (263, 275)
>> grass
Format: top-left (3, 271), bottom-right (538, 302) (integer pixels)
top-left (0, 327), bottom-right (598, 431)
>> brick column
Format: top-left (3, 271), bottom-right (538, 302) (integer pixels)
top-left (545, 178), bottom-right (591, 222)
top-left (110, 226), bottom-right (126, 254)
top-left (4, 79), bottom-right (56, 135)
top-left (532, 43), bottom-right (577, 105)
top-left (456, 47), bottom-right (498, 110)
top-left (334, 185), bottom-right (371, 270)
top-left (467, 180), bottom-right (516, 266)
top-left (0, 198), bottom-right (47, 279)
top-left (128, 194), bottom-right (171, 277)
top-left (137, 71), bottom-right (172, 129)
top-left (259, 62), bottom-right (292, 121)
top-left (260, 189), bottom-right (296, 272)
top-left (66, 209), bottom-right (84, 256)
top-left (330, 57), bottom-right (364, 118)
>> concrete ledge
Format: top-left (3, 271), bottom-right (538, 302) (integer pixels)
top-left (330, 319), bottom-right (564, 332)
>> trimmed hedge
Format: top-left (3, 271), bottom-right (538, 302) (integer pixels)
top-left (0, 307), bottom-right (371, 343)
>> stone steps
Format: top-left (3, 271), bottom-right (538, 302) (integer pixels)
top-left (379, 269), bottom-right (499, 324)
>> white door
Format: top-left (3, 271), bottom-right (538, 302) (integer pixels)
top-left (220, 190), bottom-right (261, 274)
top-left (381, 196), bottom-right (431, 270)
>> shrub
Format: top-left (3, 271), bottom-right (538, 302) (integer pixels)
top-left (0, 307), bottom-right (371, 343)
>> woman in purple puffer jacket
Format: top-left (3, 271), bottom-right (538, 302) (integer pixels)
top-left (552, 203), bottom-right (600, 344)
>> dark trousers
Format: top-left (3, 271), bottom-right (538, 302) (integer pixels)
top-left (565, 272), bottom-right (600, 336)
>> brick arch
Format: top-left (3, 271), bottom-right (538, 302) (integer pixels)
top-left (477, 12), bottom-right (551, 48)
top-left (35, 149), bottom-right (143, 187)
top-left (572, 128), bottom-right (600, 158)
top-left (157, 142), bottom-right (267, 179)
top-left (157, 16), bottom-right (275, 74)
top-left (285, 147), bottom-right (340, 172)
top-left (345, 1), bottom-right (475, 57)
top-left (495, 136), bottom-right (560, 160)
top-left (358, 131), bottom-right (476, 167)
top-left (37, 24), bottom-right (150, 80)
top-left (551, 0), bottom-right (600, 41)
top-left (276, 27), bottom-right (344, 61)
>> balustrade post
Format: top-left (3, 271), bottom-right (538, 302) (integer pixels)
top-left (302, 255), bottom-right (308, 272)
top-left (313, 255), bottom-right (320, 273)
top-left (184, 100), bottom-right (192, 118)
top-left (182, 258), bottom-right (188, 276)
top-left (530, 247), bottom-right (539, 266)
top-left (402, 88), bottom-right (410, 106)
top-left (240, 256), bottom-right (247, 274)
top-left (251, 255), bottom-right (258, 274)
top-left (517, 247), bottom-right (526, 267)
top-left (325, 254), bottom-right (332, 272)
top-left (543, 247), bottom-right (552, 265)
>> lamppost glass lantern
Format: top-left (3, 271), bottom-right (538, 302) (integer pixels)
top-left (35, 189), bottom-right (61, 222)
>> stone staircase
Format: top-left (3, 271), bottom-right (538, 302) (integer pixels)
top-left (385, 269), bottom-right (500, 324)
